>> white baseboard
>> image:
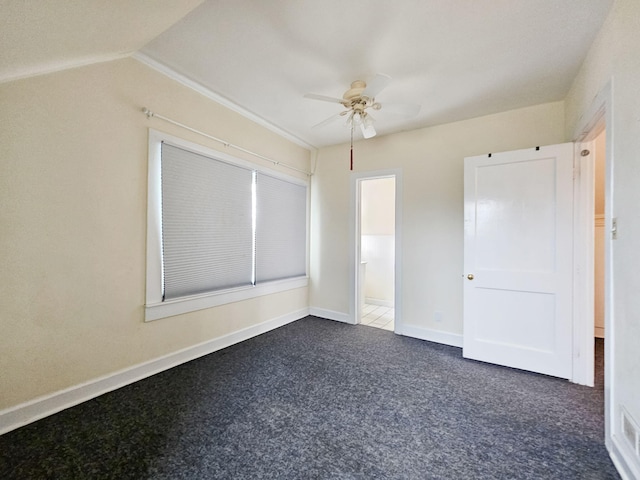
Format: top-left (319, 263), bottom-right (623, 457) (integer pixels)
top-left (399, 324), bottom-right (463, 348)
top-left (309, 310), bottom-right (463, 349)
top-left (0, 308), bottom-right (309, 435)
top-left (609, 434), bottom-right (640, 480)
top-left (309, 307), bottom-right (353, 324)
top-left (364, 297), bottom-right (394, 308)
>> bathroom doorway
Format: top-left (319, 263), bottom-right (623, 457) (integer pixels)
top-left (358, 176), bottom-right (395, 331)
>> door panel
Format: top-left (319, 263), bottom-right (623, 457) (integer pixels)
top-left (463, 144), bottom-right (573, 378)
top-left (475, 158), bottom-right (557, 272)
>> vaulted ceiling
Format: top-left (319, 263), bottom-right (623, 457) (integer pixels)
top-left (2, 0), bottom-right (613, 148)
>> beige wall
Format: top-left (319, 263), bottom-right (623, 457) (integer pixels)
top-left (4, 8), bottom-right (638, 475)
top-left (0, 57), bottom-right (310, 410)
top-left (310, 101), bottom-right (565, 333)
top-left (565, 0), bottom-right (640, 467)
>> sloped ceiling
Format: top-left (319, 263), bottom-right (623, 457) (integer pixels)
top-left (0, 0), bottom-right (204, 82)
top-left (139, 0), bottom-right (613, 147)
top-left (2, 0), bottom-right (613, 148)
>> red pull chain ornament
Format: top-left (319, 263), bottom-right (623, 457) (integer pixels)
top-left (350, 123), bottom-right (354, 170)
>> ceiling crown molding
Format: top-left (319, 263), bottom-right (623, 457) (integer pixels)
top-left (132, 52), bottom-right (316, 151)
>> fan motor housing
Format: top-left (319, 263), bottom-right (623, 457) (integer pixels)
top-left (343, 80), bottom-right (367, 102)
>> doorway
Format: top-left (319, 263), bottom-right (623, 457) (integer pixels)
top-left (359, 177), bottom-right (395, 331)
top-left (350, 170), bottom-right (402, 331)
top-left (593, 129), bottom-right (606, 388)
top-left (572, 83), bottom-right (613, 445)
top-left (573, 103), bottom-right (612, 389)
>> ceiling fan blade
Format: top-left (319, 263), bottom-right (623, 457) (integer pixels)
top-left (312, 112), bottom-right (346, 129)
top-left (362, 73), bottom-right (391, 99)
top-left (381, 102), bottom-right (421, 117)
top-left (304, 93), bottom-right (346, 104)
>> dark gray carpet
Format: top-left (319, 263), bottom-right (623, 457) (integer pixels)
top-left (0, 317), bottom-right (618, 479)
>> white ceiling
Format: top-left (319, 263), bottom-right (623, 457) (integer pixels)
top-left (140, 0), bottom-right (612, 148)
top-left (2, 0), bottom-right (612, 149)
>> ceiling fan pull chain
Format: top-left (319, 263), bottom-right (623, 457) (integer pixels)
top-left (350, 124), bottom-right (354, 171)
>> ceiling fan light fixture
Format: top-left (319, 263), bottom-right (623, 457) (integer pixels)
top-left (345, 111), bottom-right (355, 126)
top-left (305, 73), bottom-right (417, 144)
top-left (361, 124), bottom-right (376, 139)
top-left (360, 115), bottom-right (376, 138)
top-left (362, 112), bottom-right (374, 128)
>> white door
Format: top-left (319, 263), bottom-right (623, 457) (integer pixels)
top-left (463, 143), bottom-right (574, 378)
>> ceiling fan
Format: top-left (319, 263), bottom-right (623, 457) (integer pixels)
top-left (304, 74), bottom-right (421, 139)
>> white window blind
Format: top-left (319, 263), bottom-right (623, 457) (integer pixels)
top-left (161, 143), bottom-right (253, 300)
top-left (255, 173), bottom-right (307, 283)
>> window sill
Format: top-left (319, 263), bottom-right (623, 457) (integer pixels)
top-left (145, 276), bottom-right (308, 322)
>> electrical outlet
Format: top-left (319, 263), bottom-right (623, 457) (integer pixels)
top-left (434, 311), bottom-right (443, 323)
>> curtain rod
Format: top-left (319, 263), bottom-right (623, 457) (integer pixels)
top-left (141, 107), bottom-right (311, 176)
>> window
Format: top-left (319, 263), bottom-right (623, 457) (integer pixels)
top-left (255, 172), bottom-right (307, 283)
top-left (145, 130), bottom-right (308, 321)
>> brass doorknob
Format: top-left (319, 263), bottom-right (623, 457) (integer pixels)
top-left (467, 274), bottom-right (474, 280)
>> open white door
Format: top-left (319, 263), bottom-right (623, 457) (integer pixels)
top-left (463, 143), bottom-right (574, 378)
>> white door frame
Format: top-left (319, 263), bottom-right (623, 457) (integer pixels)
top-left (571, 81), bottom-right (613, 441)
top-left (572, 138), bottom-right (596, 386)
top-left (349, 169), bottom-right (403, 330)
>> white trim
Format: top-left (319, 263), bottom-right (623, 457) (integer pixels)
top-left (399, 324), bottom-right (464, 349)
top-left (146, 277), bottom-right (308, 321)
top-left (0, 308), bottom-right (309, 435)
top-left (349, 169), bottom-right (403, 333)
top-left (394, 172), bottom-right (404, 331)
top-left (571, 80), bottom-right (634, 480)
top-left (146, 130), bottom-right (164, 307)
top-left (309, 307), bottom-right (352, 324)
top-left (570, 80), bottom-right (614, 445)
top-left (571, 80), bottom-right (609, 142)
top-left (609, 434), bottom-right (640, 480)
top-left (365, 298), bottom-right (394, 308)
top-left (572, 140), bottom-right (596, 386)
top-left (0, 51), bottom-right (132, 85)
top-left (349, 176), bottom-right (361, 325)
top-left (308, 308), bottom-right (464, 350)
top-left (133, 52), bottom-right (316, 151)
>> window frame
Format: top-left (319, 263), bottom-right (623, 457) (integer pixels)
top-left (145, 129), bottom-right (308, 322)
